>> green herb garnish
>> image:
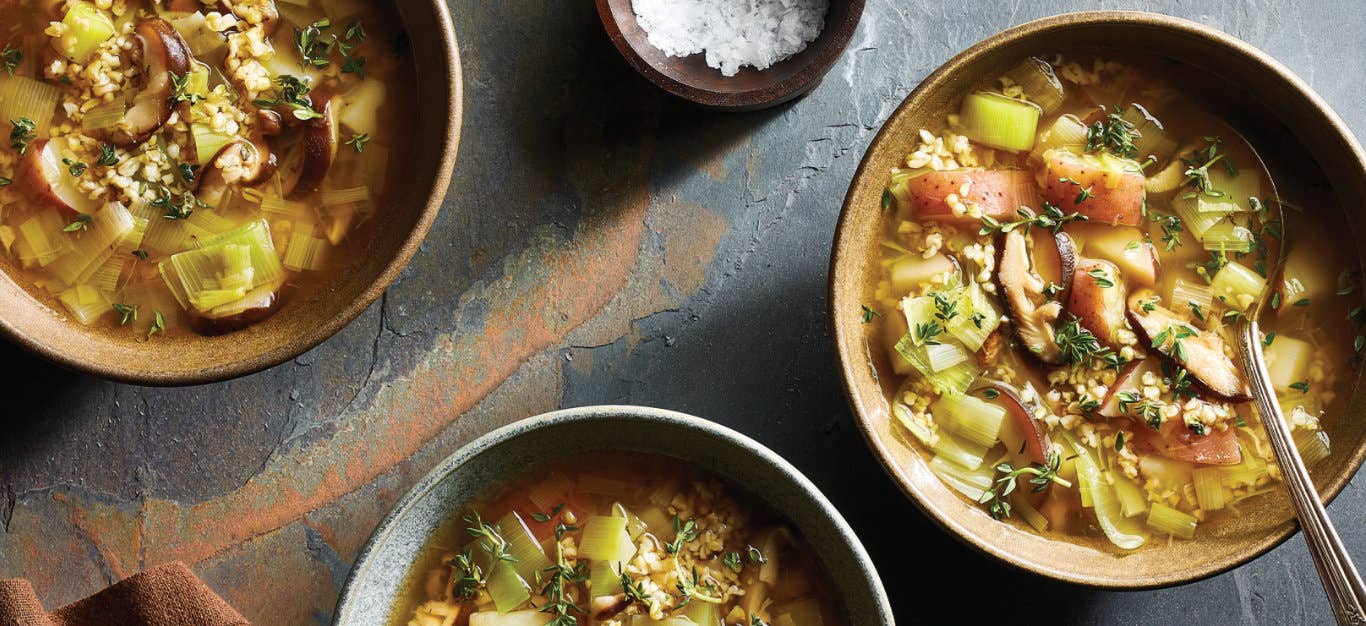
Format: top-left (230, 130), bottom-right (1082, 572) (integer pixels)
top-left (63, 214), bottom-right (92, 232)
top-left (978, 452), bottom-right (1072, 520)
top-left (9, 117), bottom-right (36, 154)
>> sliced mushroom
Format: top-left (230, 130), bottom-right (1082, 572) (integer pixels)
top-left (996, 228), bottom-right (1078, 364)
top-left (196, 133), bottom-right (277, 208)
top-left (16, 139), bottom-right (102, 218)
top-left (89, 18), bottom-right (193, 147)
top-left (973, 381), bottom-right (1050, 466)
top-left (278, 93), bottom-right (338, 200)
top-left (1126, 290), bottom-right (1250, 402)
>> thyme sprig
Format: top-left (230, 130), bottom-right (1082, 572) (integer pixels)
top-left (978, 202), bottom-right (1088, 236)
top-left (978, 452), bottom-right (1072, 520)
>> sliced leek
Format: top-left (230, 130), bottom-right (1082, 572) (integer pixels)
top-left (959, 92), bottom-right (1041, 152)
top-left (1145, 502), bottom-right (1198, 539)
top-left (931, 393), bottom-right (1005, 449)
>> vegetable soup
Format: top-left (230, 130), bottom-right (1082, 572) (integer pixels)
top-left (396, 453), bottom-right (844, 626)
top-left (0, 0), bottom-right (409, 338)
top-left (866, 54), bottom-right (1362, 549)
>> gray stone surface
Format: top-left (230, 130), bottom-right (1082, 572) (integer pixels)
top-left (1, 0), bottom-right (1362, 624)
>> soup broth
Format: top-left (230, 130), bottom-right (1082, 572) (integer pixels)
top-left (395, 453), bottom-right (845, 626)
top-left (0, 0), bottom-right (411, 338)
top-left (867, 54), bottom-right (1362, 550)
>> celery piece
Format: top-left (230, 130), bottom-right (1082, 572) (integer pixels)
top-left (1200, 221), bottom-right (1255, 253)
top-left (1065, 432), bottom-right (1147, 549)
top-left (191, 123), bottom-right (237, 165)
top-left (1220, 446), bottom-right (1268, 488)
top-left (56, 2), bottom-right (116, 64)
top-left (945, 282), bottom-right (1000, 351)
top-left (930, 431), bottom-right (988, 471)
top-left (497, 512), bottom-right (552, 584)
top-left (892, 402), bottom-right (939, 449)
top-left (1010, 491), bottom-right (1050, 532)
top-left (889, 254), bottom-right (956, 296)
top-left (1112, 473), bottom-right (1149, 518)
top-left (321, 186), bottom-right (370, 206)
top-left (1192, 467), bottom-right (1226, 511)
top-left (959, 92), bottom-right (1041, 152)
top-left (1003, 57), bottom-right (1064, 115)
top-left (485, 560), bottom-right (531, 614)
top-left (1168, 278), bottom-right (1213, 317)
top-left (1210, 261), bottom-right (1267, 311)
top-left (578, 515), bottom-right (635, 563)
top-left (1193, 164), bottom-right (1262, 214)
top-left (58, 284), bottom-right (110, 325)
top-left (684, 599), bottom-right (724, 626)
top-left (82, 98), bottom-right (126, 131)
top-left (1172, 196), bottom-right (1232, 240)
top-left (775, 599), bottom-right (825, 626)
top-left (47, 201), bottom-right (135, 286)
top-left (282, 233), bottom-right (329, 272)
top-left (339, 78), bottom-right (387, 136)
top-left (931, 392), bottom-right (1005, 449)
top-left (1145, 502), bottom-right (1197, 539)
top-left (1264, 335), bottom-right (1312, 392)
top-left (0, 76), bottom-right (61, 137)
top-left (928, 454), bottom-right (994, 502)
top-left (16, 210), bottom-right (73, 268)
top-left (1031, 114), bottom-right (1088, 161)
top-left (1294, 428), bottom-right (1332, 466)
top-left (923, 342), bottom-right (970, 372)
top-left (588, 559), bottom-right (624, 598)
top-left (467, 610), bottom-right (551, 626)
top-left (161, 219), bottom-right (283, 312)
top-left (1119, 104), bottom-right (1178, 163)
top-left (926, 361), bottom-right (981, 397)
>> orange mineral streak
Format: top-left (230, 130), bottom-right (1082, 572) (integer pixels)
top-left (139, 106), bottom-right (661, 566)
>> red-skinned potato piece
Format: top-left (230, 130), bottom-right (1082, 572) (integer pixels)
top-left (1127, 290), bottom-right (1250, 402)
top-left (1041, 149), bottom-right (1145, 226)
top-left (971, 381), bottom-right (1052, 504)
top-left (279, 93), bottom-right (339, 200)
top-left (16, 139), bottom-right (101, 218)
top-left (89, 19), bottom-right (192, 147)
top-left (1099, 357), bottom-right (1161, 418)
top-left (908, 170), bottom-right (1037, 224)
top-left (1067, 258), bottom-right (1128, 348)
top-left (1132, 417), bottom-right (1242, 466)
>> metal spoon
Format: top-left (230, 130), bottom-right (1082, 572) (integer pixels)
top-left (1230, 136), bottom-right (1366, 625)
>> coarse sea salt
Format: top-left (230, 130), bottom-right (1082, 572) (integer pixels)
top-left (632, 0), bottom-right (829, 77)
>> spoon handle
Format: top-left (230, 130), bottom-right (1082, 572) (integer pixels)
top-left (1238, 320), bottom-right (1366, 625)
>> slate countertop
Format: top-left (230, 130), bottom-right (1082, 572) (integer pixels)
top-left (3, 1), bottom-right (1363, 623)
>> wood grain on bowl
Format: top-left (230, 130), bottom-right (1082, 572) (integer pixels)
top-left (829, 11), bottom-right (1366, 588)
top-left (595, 0), bottom-right (866, 111)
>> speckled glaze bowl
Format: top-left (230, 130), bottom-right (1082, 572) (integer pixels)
top-left (332, 405), bottom-right (894, 625)
top-left (0, 1), bottom-right (462, 386)
top-left (830, 12), bottom-right (1366, 587)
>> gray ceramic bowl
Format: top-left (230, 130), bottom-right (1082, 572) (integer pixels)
top-left (332, 405), bottom-right (894, 625)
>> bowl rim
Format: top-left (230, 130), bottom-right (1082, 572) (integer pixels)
top-left (0, 0), bottom-right (464, 386)
top-left (331, 404), bottom-right (895, 625)
top-left (829, 9), bottom-right (1366, 588)
top-left (594, 0), bottom-right (867, 110)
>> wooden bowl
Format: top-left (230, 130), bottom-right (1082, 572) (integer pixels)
top-left (0, 1), bottom-right (463, 386)
top-left (596, 0), bottom-right (865, 111)
top-left (830, 11), bottom-right (1366, 587)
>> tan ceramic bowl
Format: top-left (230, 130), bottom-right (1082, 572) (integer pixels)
top-left (0, 2), bottom-right (462, 386)
top-left (831, 11), bottom-right (1366, 587)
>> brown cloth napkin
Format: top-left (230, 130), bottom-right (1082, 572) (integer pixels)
top-left (0, 562), bottom-right (247, 626)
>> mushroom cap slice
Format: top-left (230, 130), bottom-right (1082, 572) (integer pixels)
top-left (16, 138), bottom-right (101, 218)
top-left (996, 228), bottom-right (1078, 364)
top-left (196, 133), bottom-right (278, 208)
top-left (1067, 257), bottom-right (1128, 348)
top-left (89, 18), bottom-right (193, 148)
top-left (278, 93), bottom-right (338, 200)
top-left (1126, 290), bottom-right (1251, 402)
